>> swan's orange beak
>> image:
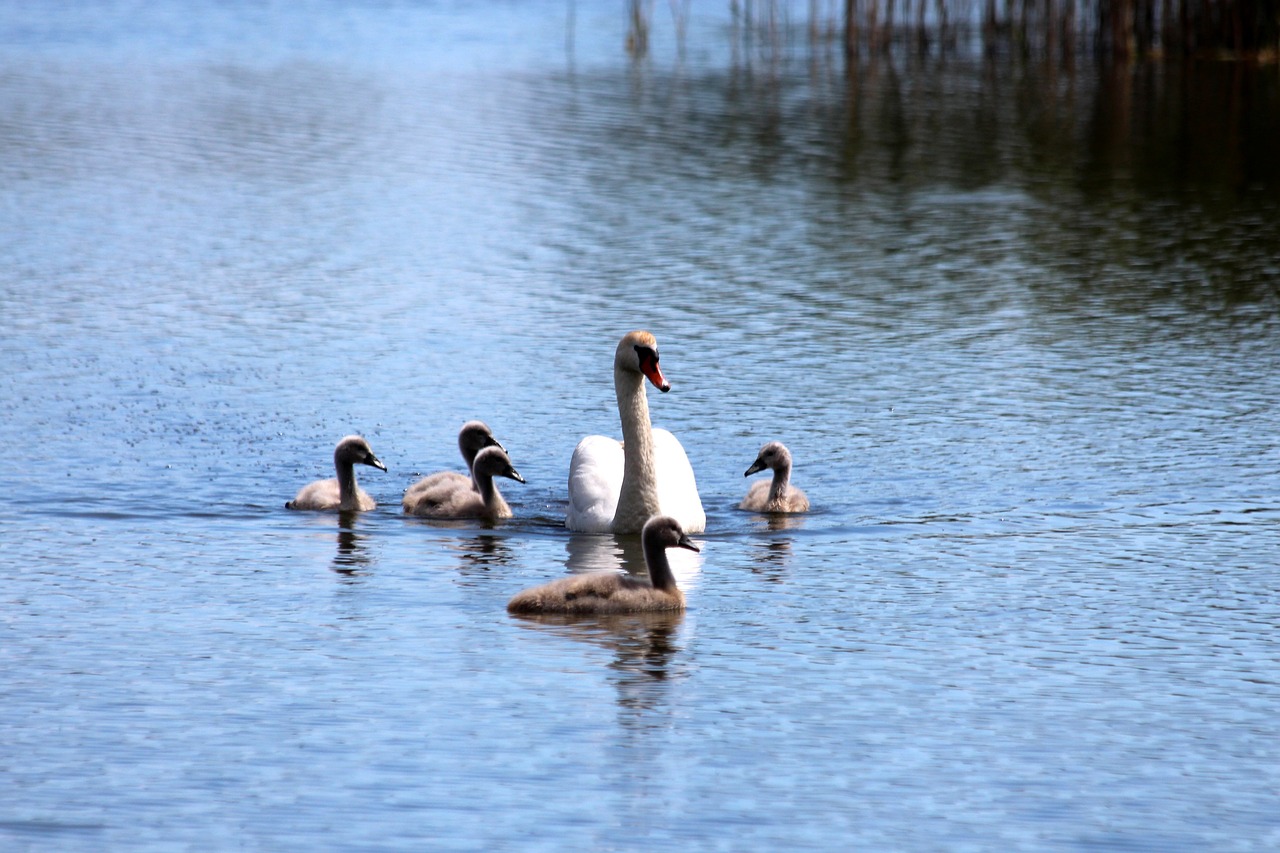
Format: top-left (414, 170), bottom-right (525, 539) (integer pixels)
top-left (638, 351), bottom-right (671, 392)
top-left (642, 362), bottom-right (670, 392)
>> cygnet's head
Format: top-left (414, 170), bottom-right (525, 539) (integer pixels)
top-left (336, 435), bottom-right (387, 471)
top-left (473, 446), bottom-right (525, 483)
top-left (642, 515), bottom-right (700, 553)
top-left (744, 441), bottom-right (791, 477)
top-left (458, 420), bottom-right (504, 460)
top-left (616, 330), bottom-right (670, 393)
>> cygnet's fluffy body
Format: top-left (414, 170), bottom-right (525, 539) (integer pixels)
top-left (739, 441), bottom-right (809, 513)
top-left (507, 516), bottom-right (699, 615)
top-left (408, 446), bottom-right (524, 520)
top-left (286, 435), bottom-right (387, 512)
top-left (403, 421), bottom-right (503, 514)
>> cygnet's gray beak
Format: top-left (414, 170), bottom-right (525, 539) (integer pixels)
top-left (744, 457), bottom-right (766, 477)
top-left (677, 534), bottom-right (700, 553)
top-left (506, 467), bottom-right (526, 484)
top-left (367, 455), bottom-right (387, 472)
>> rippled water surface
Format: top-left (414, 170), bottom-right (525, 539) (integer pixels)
top-left (2, 2), bottom-right (1278, 850)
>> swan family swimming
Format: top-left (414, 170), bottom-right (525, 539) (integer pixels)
top-left (285, 331), bottom-right (811, 612)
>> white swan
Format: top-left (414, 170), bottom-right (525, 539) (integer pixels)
top-left (740, 440), bottom-right (810, 513)
top-left (286, 435), bottom-right (386, 512)
top-left (566, 330), bottom-right (705, 534)
top-left (508, 515), bottom-right (698, 614)
top-left (402, 421), bottom-right (503, 514)
top-left (407, 446), bottom-right (525, 520)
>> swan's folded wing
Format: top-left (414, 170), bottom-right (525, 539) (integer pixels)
top-left (652, 428), bottom-right (707, 533)
top-left (566, 435), bottom-right (624, 533)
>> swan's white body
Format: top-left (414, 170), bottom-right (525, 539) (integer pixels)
top-left (566, 331), bottom-right (705, 535)
top-left (568, 430), bottom-right (703, 533)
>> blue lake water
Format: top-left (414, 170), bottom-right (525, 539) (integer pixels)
top-left (2, 2), bottom-right (1278, 850)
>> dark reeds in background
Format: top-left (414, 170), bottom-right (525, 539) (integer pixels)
top-left (625, 0), bottom-right (1280, 61)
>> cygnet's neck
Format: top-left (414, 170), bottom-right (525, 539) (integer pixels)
top-left (461, 444), bottom-right (479, 470)
top-left (334, 454), bottom-right (361, 511)
top-left (768, 460), bottom-right (793, 506)
top-left (612, 368), bottom-right (660, 531)
top-left (641, 537), bottom-right (679, 592)
top-left (473, 469), bottom-right (511, 517)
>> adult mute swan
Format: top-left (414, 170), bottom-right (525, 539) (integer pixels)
top-left (402, 420), bottom-right (503, 514)
top-left (286, 435), bottom-right (386, 512)
top-left (740, 440), bottom-right (810, 513)
top-left (407, 446), bottom-right (525, 520)
top-left (566, 331), bottom-right (705, 534)
top-left (508, 515), bottom-right (698, 614)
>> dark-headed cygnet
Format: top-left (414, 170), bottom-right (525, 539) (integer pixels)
top-left (286, 435), bottom-right (387, 512)
top-left (507, 515), bottom-right (699, 615)
top-left (403, 421), bottom-right (504, 514)
top-left (407, 445), bottom-right (524, 520)
top-left (739, 440), bottom-right (809, 513)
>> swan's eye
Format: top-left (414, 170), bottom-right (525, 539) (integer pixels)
top-left (634, 345), bottom-right (659, 367)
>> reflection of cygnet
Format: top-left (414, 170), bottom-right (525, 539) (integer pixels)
top-left (403, 421), bottom-right (503, 515)
top-left (507, 516), bottom-right (699, 615)
top-left (739, 441), bottom-right (809, 513)
top-left (286, 435), bottom-right (387, 512)
top-left (407, 446), bottom-right (525, 520)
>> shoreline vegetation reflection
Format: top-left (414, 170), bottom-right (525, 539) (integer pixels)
top-left (625, 0), bottom-right (1280, 62)
top-left (607, 2), bottom-right (1280, 222)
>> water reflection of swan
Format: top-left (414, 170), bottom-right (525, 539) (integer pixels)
top-left (332, 515), bottom-right (372, 576)
top-left (509, 517), bottom-right (701, 614)
top-left (751, 538), bottom-right (793, 577)
top-left (748, 513), bottom-right (805, 578)
top-left (564, 525), bottom-right (704, 589)
top-left (287, 435), bottom-right (386, 512)
top-left (402, 421), bottom-right (504, 513)
top-left (567, 331), bottom-right (705, 534)
top-left (447, 533), bottom-right (515, 575)
top-left (509, 610), bottom-right (687, 720)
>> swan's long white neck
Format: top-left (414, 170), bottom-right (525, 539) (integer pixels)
top-left (612, 366), bottom-right (661, 533)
